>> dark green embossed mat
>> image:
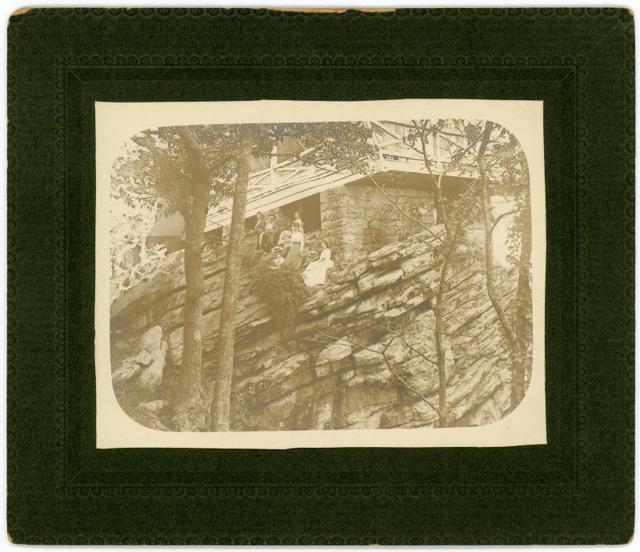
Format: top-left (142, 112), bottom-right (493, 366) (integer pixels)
top-left (7, 8), bottom-right (634, 544)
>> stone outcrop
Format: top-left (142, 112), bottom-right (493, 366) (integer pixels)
top-left (319, 180), bottom-right (435, 266)
top-left (111, 325), bottom-right (170, 430)
top-left (110, 225), bottom-right (516, 431)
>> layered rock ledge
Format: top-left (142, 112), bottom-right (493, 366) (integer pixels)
top-left (111, 225), bottom-right (514, 431)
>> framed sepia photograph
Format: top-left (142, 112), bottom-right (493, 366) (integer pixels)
top-left (7, 7), bottom-right (634, 545)
top-left (97, 99), bottom-right (546, 449)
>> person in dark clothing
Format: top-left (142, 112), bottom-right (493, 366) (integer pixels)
top-left (262, 214), bottom-right (281, 250)
top-left (254, 211), bottom-right (266, 249)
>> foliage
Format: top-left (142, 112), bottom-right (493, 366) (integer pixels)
top-left (109, 185), bottom-right (164, 302)
top-left (400, 118), bottom-right (530, 265)
top-left (113, 122), bottom-right (375, 214)
top-left (254, 263), bottom-right (310, 328)
top-left (112, 125), bottom-right (241, 218)
top-left (110, 121), bottom-right (375, 272)
top-left (265, 122), bottom-right (376, 173)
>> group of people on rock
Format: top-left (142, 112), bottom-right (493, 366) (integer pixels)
top-left (253, 211), bottom-right (335, 287)
top-left (255, 212), bottom-right (281, 251)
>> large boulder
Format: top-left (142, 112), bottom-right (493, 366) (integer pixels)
top-left (136, 326), bottom-right (167, 392)
top-left (112, 325), bottom-right (168, 426)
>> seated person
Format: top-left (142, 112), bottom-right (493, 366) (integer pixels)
top-left (303, 241), bottom-right (334, 287)
top-left (301, 249), bottom-right (318, 270)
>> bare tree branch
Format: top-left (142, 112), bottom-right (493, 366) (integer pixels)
top-left (365, 175), bottom-right (446, 245)
top-left (491, 209), bottom-right (520, 232)
top-left (315, 330), bottom-right (443, 421)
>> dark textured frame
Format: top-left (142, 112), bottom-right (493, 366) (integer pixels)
top-left (7, 8), bottom-right (634, 544)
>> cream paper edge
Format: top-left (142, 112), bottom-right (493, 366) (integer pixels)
top-left (95, 99), bottom-right (546, 449)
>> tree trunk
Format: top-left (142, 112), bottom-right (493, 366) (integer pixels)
top-left (211, 130), bottom-right (252, 431)
top-left (433, 222), bottom-right (460, 427)
top-left (478, 123), bottom-right (516, 340)
top-left (174, 211), bottom-right (208, 429)
top-left (477, 121), bottom-right (523, 412)
top-left (433, 299), bottom-right (448, 426)
top-left (511, 207), bottom-right (532, 408)
top-left (416, 127), bottom-right (446, 226)
top-left (433, 184), bottom-right (447, 225)
top-left (173, 128), bottom-right (211, 430)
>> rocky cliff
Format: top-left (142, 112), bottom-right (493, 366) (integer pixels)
top-left (111, 225), bottom-right (515, 431)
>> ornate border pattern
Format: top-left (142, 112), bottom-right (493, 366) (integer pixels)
top-left (7, 7), bottom-right (634, 544)
top-left (58, 55), bottom-right (579, 495)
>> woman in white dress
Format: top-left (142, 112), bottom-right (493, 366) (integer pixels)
top-left (283, 221), bottom-right (305, 270)
top-left (303, 241), bottom-right (334, 287)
